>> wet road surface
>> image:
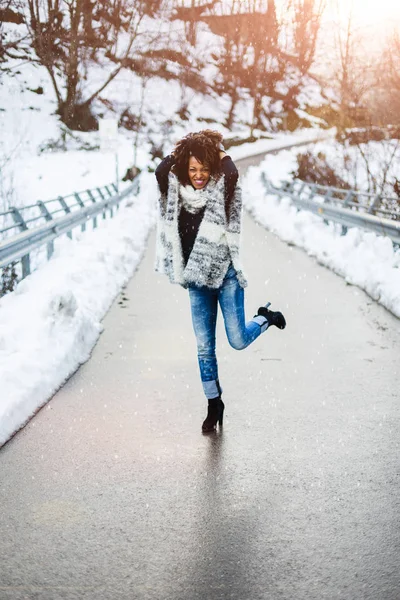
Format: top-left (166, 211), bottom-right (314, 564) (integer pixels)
top-left (1, 159), bottom-right (400, 599)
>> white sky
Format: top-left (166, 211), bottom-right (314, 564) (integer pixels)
top-left (270, 0), bottom-right (400, 28)
top-left (324, 0), bottom-right (400, 27)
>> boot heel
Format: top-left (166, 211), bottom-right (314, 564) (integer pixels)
top-left (218, 401), bottom-right (225, 426)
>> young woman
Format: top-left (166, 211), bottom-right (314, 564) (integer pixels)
top-left (155, 130), bottom-right (286, 432)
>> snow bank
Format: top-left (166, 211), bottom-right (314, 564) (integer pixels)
top-left (0, 172), bottom-right (157, 447)
top-left (242, 157), bottom-right (400, 319)
top-left (229, 128), bottom-right (334, 161)
top-left (296, 136), bottom-right (400, 197)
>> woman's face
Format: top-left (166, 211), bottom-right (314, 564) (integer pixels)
top-left (188, 156), bottom-right (210, 190)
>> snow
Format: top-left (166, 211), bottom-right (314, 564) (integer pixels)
top-left (8, 145), bottom-right (137, 207)
top-left (1, 133), bottom-right (399, 447)
top-left (0, 41), bottom-right (333, 211)
top-left (293, 136), bottom-right (400, 198)
top-left (0, 64), bottom-right (148, 210)
top-left (2, 136), bottom-right (399, 448)
top-left (228, 128), bottom-right (335, 161)
top-left (242, 151), bottom-right (400, 319)
top-left (0, 55), bottom-right (398, 448)
top-left (0, 172), bottom-right (157, 447)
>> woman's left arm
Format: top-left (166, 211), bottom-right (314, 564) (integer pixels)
top-left (220, 154), bottom-right (239, 225)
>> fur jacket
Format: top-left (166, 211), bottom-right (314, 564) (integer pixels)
top-left (155, 171), bottom-right (247, 289)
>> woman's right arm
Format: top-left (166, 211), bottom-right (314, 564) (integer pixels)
top-left (155, 155), bottom-right (175, 196)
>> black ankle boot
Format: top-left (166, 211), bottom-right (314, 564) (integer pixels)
top-left (256, 302), bottom-right (286, 330)
top-left (202, 397), bottom-right (225, 432)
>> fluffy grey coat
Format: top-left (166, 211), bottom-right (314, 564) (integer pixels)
top-left (155, 171), bottom-right (247, 289)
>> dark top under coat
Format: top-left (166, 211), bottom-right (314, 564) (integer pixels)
top-left (155, 155), bottom-right (238, 265)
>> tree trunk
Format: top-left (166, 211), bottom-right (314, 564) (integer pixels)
top-left (62, 0), bottom-right (82, 128)
top-left (226, 85), bottom-right (239, 129)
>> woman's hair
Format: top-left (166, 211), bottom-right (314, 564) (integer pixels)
top-left (172, 130), bottom-right (223, 185)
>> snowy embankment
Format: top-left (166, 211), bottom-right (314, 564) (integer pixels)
top-left (0, 173), bottom-right (157, 447)
top-left (228, 127), bottom-right (334, 161)
top-left (242, 150), bottom-right (400, 319)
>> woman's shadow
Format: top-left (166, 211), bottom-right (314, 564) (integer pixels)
top-left (176, 430), bottom-right (261, 600)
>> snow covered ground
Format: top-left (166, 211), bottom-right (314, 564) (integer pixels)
top-left (293, 136), bottom-right (400, 198)
top-left (0, 55), bottom-right (329, 212)
top-left (0, 55), bottom-right (332, 447)
top-left (2, 9), bottom-right (398, 449)
top-left (0, 172), bottom-right (157, 447)
top-left (1, 131), bottom-right (399, 447)
top-left (0, 111), bottom-right (400, 445)
top-left (242, 149), bottom-right (400, 319)
top-left (228, 128), bottom-right (334, 161)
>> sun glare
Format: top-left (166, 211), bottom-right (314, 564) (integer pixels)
top-left (327, 0), bottom-right (400, 26)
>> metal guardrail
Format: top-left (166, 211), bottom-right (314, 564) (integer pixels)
top-left (261, 174), bottom-right (400, 245)
top-left (0, 178), bottom-right (140, 279)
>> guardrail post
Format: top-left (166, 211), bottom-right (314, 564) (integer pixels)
top-left (37, 201), bottom-right (54, 259)
top-left (58, 196), bottom-right (72, 239)
top-left (296, 182), bottom-right (306, 198)
top-left (282, 181), bottom-right (294, 194)
top-left (260, 173), bottom-right (278, 196)
top-left (10, 207), bottom-right (28, 231)
top-left (260, 172), bottom-right (268, 190)
top-left (74, 193), bottom-right (86, 232)
top-left (105, 186), bottom-right (114, 217)
top-left (308, 184), bottom-right (316, 200)
top-left (87, 190), bottom-right (98, 229)
top-left (343, 190), bottom-right (354, 207)
top-left (321, 190), bottom-right (334, 225)
top-left (97, 188), bottom-right (107, 220)
top-left (10, 207), bottom-right (30, 277)
top-left (368, 194), bottom-right (381, 215)
top-left (111, 183), bottom-right (120, 210)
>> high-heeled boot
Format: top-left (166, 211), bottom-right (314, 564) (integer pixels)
top-left (202, 397), bottom-right (225, 432)
top-left (256, 302), bottom-right (286, 330)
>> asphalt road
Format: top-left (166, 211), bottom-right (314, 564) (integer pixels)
top-left (1, 156), bottom-right (400, 600)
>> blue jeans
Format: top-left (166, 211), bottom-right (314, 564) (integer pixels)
top-left (188, 264), bottom-right (268, 399)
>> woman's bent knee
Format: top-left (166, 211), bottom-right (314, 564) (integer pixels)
top-left (228, 337), bottom-right (248, 351)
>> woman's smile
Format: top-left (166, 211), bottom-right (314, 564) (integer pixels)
top-left (188, 156), bottom-right (210, 189)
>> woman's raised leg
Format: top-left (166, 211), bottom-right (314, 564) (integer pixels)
top-left (218, 269), bottom-right (268, 351)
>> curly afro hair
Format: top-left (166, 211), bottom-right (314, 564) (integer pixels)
top-left (172, 130), bottom-right (224, 185)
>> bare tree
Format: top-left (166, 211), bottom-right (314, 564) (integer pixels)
top-left (330, 2), bottom-right (374, 132)
top-left (373, 31), bottom-right (400, 126)
top-left (23, 1), bottom-right (168, 130)
top-left (289, 0), bottom-right (326, 75)
top-left (0, 0), bottom-right (29, 69)
top-left (355, 139), bottom-right (400, 196)
top-left (205, 0), bottom-right (326, 132)
top-left (207, 2), bottom-right (280, 130)
top-left (172, 0), bottom-right (218, 45)
top-left (386, 32), bottom-right (400, 99)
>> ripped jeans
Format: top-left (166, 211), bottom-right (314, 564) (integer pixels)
top-left (188, 264), bottom-right (268, 399)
